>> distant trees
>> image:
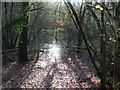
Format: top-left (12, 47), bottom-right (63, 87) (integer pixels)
top-left (64, 0), bottom-right (120, 89)
top-left (2, 2), bottom-right (20, 64)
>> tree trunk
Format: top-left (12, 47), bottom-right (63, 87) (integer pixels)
top-left (64, 1), bottom-right (100, 76)
top-left (77, 30), bottom-right (82, 53)
top-left (100, 9), bottom-right (107, 89)
top-left (18, 2), bottom-right (29, 63)
top-left (114, 3), bottom-right (120, 84)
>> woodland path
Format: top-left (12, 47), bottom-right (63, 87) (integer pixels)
top-left (2, 48), bottom-right (100, 88)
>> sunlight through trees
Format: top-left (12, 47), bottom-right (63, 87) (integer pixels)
top-left (1, 0), bottom-right (120, 89)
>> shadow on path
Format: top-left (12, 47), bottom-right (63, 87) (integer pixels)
top-left (2, 53), bottom-right (44, 88)
top-left (62, 51), bottom-right (99, 88)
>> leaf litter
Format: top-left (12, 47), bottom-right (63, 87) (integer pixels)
top-left (2, 50), bottom-right (100, 88)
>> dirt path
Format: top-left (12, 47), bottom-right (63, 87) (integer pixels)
top-left (2, 51), bottom-right (100, 88)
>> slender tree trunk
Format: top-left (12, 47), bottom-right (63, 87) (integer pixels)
top-left (77, 31), bottom-right (82, 53)
top-left (114, 5), bottom-right (120, 84)
top-left (100, 9), bottom-right (107, 89)
top-left (64, 1), bottom-right (100, 75)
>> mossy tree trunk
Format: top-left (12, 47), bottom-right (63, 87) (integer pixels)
top-left (18, 2), bottom-right (29, 63)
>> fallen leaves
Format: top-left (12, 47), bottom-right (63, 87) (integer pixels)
top-left (2, 50), bottom-right (100, 88)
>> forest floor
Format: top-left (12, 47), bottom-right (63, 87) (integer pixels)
top-left (2, 50), bottom-right (100, 88)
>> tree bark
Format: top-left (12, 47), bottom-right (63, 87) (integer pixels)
top-left (18, 2), bottom-right (29, 63)
top-left (100, 9), bottom-right (107, 89)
